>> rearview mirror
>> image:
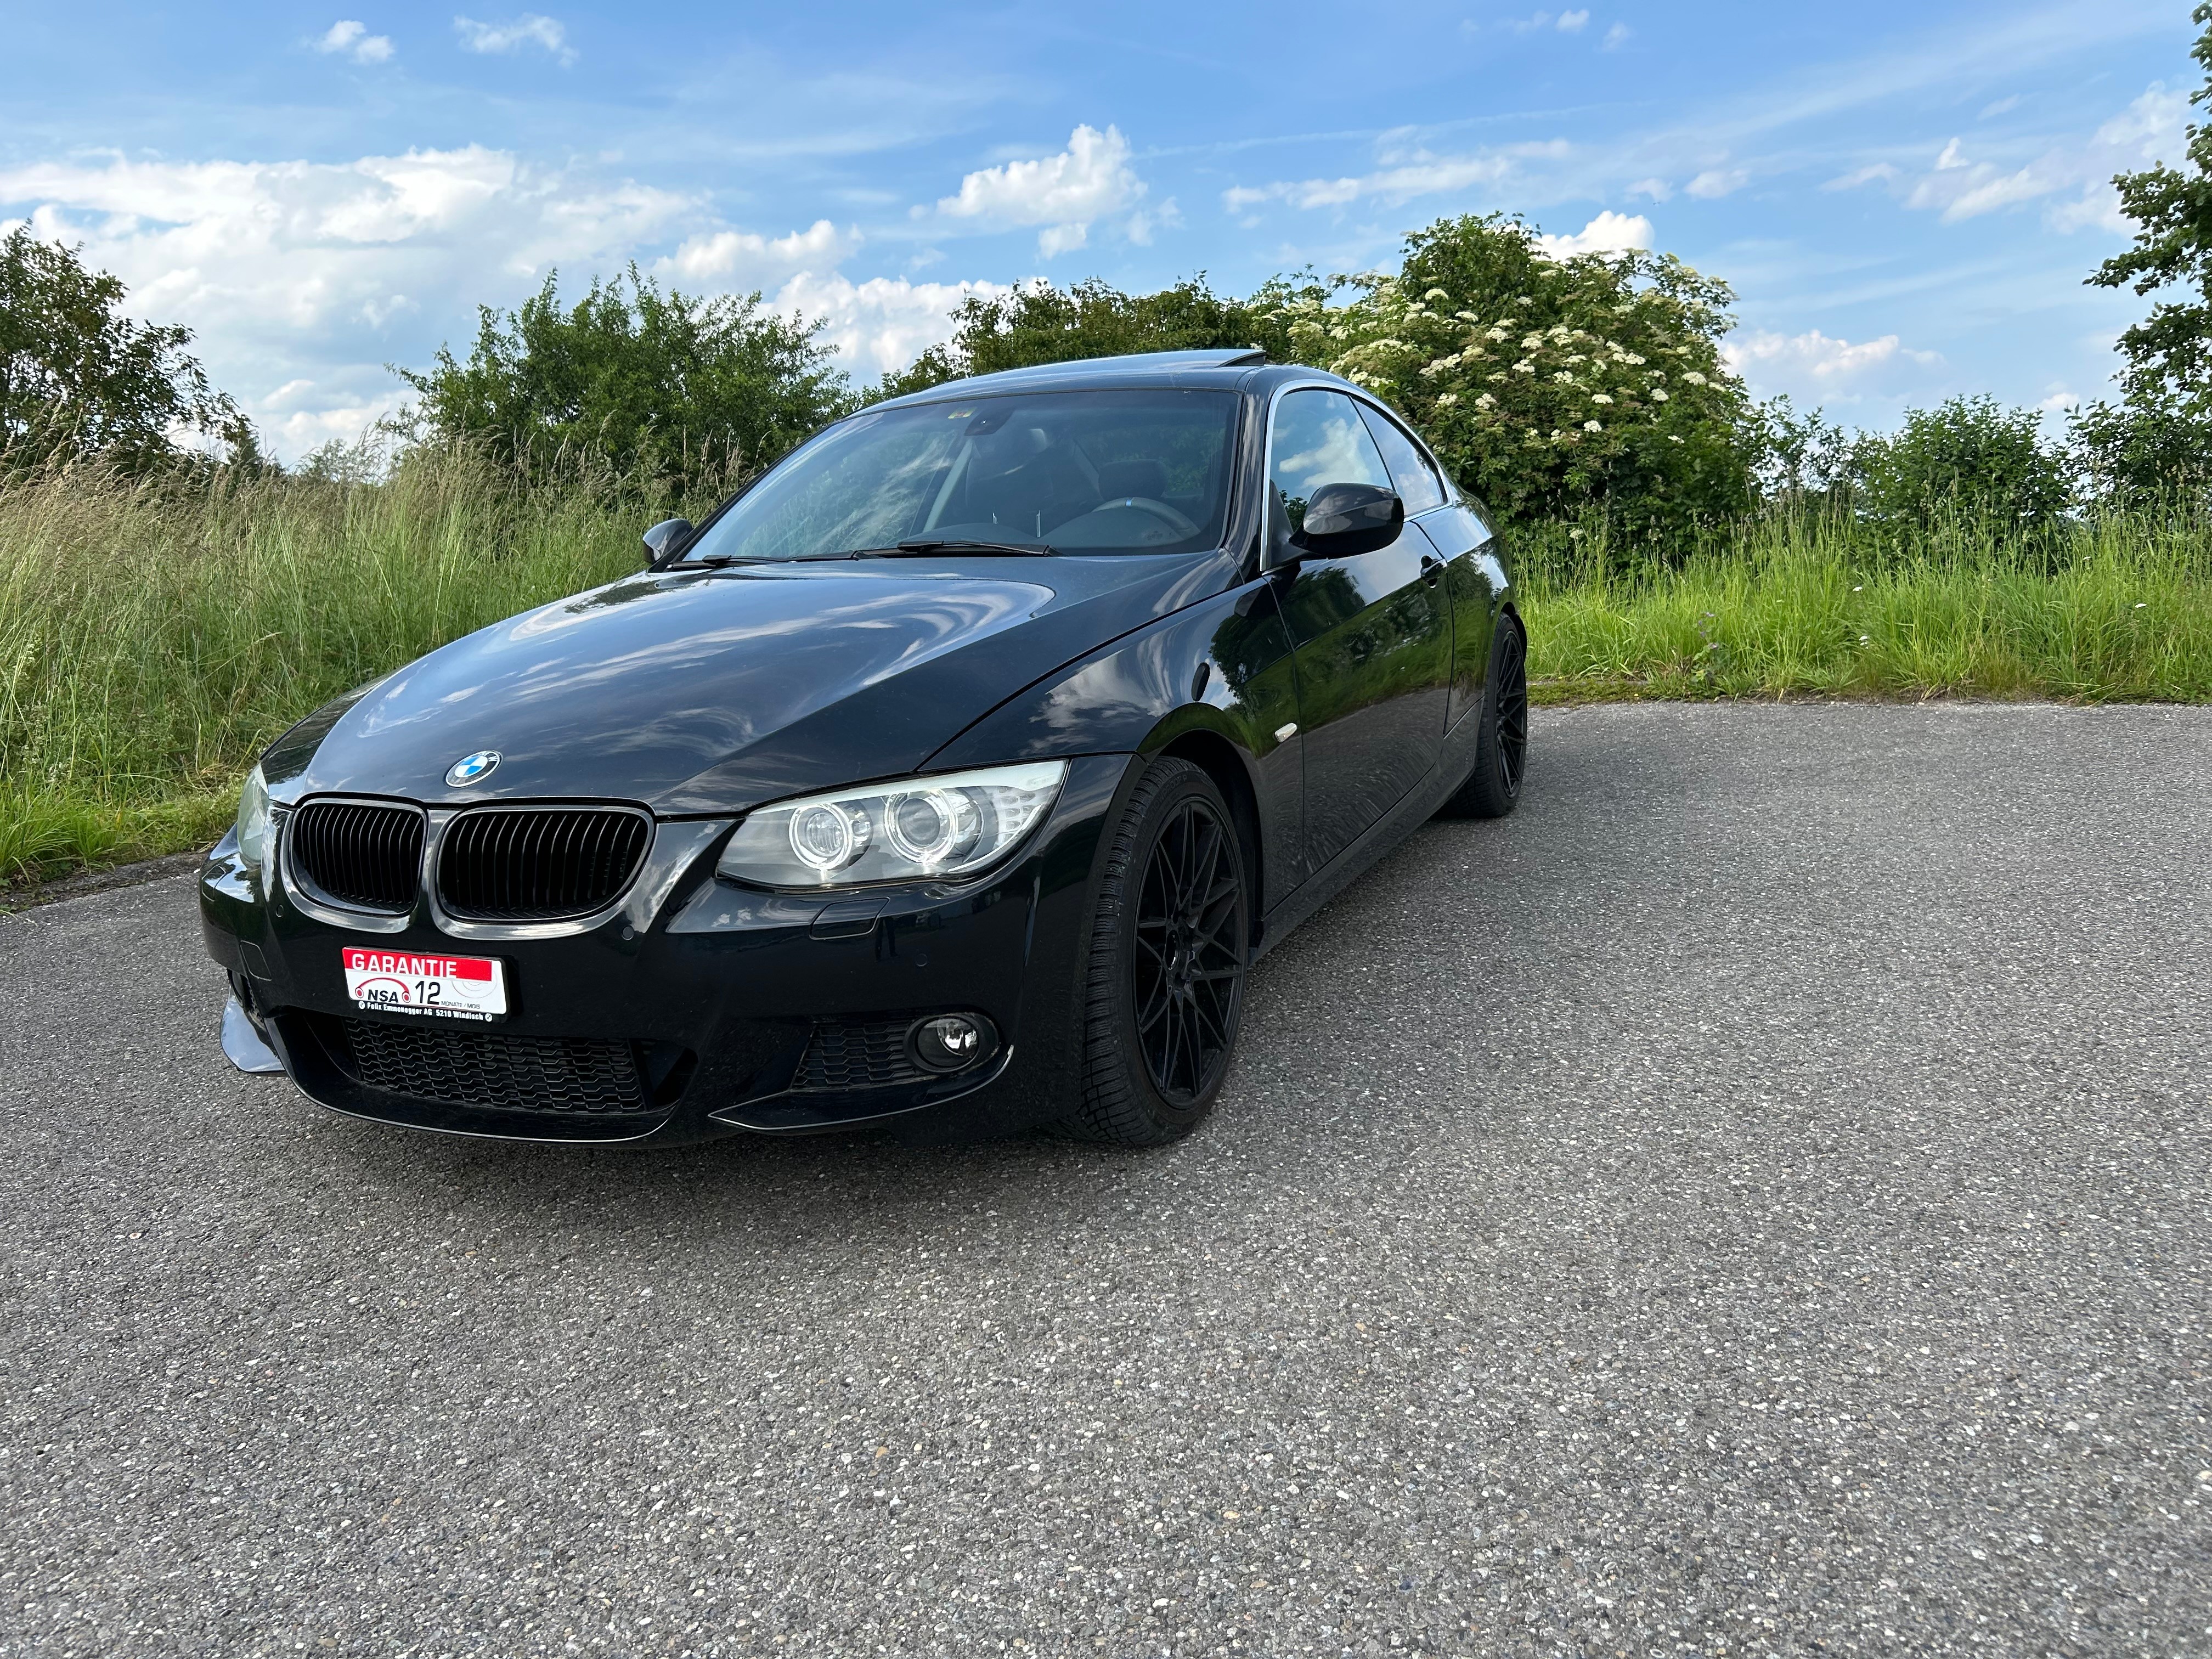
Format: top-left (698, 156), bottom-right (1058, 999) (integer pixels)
top-left (642, 518), bottom-right (695, 566)
top-left (1294, 483), bottom-right (1402, 555)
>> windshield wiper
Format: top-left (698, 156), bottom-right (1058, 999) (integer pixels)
top-left (691, 539), bottom-right (1055, 567)
top-left (694, 550), bottom-right (864, 567)
top-left (885, 537), bottom-right (1057, 557)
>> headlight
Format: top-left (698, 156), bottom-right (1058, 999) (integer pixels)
top-left (716, 760), bottom-right (1068, 888)
top-left (235, 762), bottom-right (273, 874)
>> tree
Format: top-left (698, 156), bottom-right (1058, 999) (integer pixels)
top-left (2067, 392), bottom-right (2212, 505)
top-left (400, 266), bottom-right (853, 493)
top-left (1852, 396), bottom-right (2067, 538)
top-left (2092, 4), bottom-right (2212, 403)
top-left (1260, 214), bottom-right (1759, 541)
top-left (873, 276), bottom-right (1270, 401)
top-left (2077, 3), bottom-right (2212, 503)
top-left (1747, 396), bottom-right (1855, 511)
top-left (0, 229), bottom-right (255, 473)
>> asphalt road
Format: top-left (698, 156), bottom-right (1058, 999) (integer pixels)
top-left (4, 703), bottom-right (2210, 1659)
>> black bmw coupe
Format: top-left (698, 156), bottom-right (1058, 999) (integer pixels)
top-left (202, 349), bottom-right (1528, 1146)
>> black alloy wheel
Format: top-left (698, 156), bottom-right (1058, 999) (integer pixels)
top-left (1060, 757), bottom-right (1249, 1145)
top-left (1437, 612), bottom-right (1529, 820)
top-left (1132, 794), bottom-right (1244, 1105)
top-left (1492, 615), bottom-right (1529, 795)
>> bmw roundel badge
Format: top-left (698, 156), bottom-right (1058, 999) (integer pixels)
top-left (445, 750), bottom-right (501, 788)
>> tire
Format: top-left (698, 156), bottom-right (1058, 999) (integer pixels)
top-left (1056, 757), bottom-right (1250, 1146)
top-left (1436, 612), bottom-right (1529, 820)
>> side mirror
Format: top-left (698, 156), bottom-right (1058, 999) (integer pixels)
top-left (1294, 483), bottom-right (1402, 555)
top-left (641, 518), bottom-right (695, 566)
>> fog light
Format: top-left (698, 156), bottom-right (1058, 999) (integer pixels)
top-left (907, 1013), bottom-right (997, 1075)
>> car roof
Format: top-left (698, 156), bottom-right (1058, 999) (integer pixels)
top-left (868, 349), bottom-right (1359, 410)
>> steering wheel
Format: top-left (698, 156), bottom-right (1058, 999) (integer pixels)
top-left (1100, 495), bottom-right (1202, 538)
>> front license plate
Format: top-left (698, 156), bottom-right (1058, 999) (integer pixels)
top-left (341, 947), bottom-right (508, 1022)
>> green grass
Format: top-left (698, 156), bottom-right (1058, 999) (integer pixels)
top-left (0, 450), bottom-right (648, 890)
top-left (1522, 510), bottom-right (2212, 704)
top-left (3, 458), bottom-right (2208, 893)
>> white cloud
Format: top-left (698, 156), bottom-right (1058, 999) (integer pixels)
top-left (1902, 85), bottom-right (2186, 227)
top-left (1536, 210), bottom-right (1653, 256)
top-left (1602, 21), bottom-right (1630, 48)
top-left (1125, 197), bottom-right (1181, 246)
top-left (1824, 162), bottom-right (1899, 191)
top-left (1628, 176), bottom-right (1673, 201)
top-left (0, 146), bottom-right (689, 459)
top-left (1505, 9), bottom-right (1592, 32)
top-left (454, 14), bottom-right (575, 64)
top-left (1724, 329), bottom-right (1943, 385)
top-left (257, 379), bottom-right (408, 456)
top-left (657, 219), bottom-right (860, 287)
top-left (1220, 140), bottom-right (1561, 214)
top-left (314, 20), bottom-right (394, 63)
top-left (1036, 222), bottom-right (1087, 257)
top-left (935, 124), bottom-right (1146, 256)
top-left (772, 270), bottom-right (1015, 380)
top-left (1979, 94), bottom-right (2023, 119)
top-left (1686, 167), bottom-right (1749, 199)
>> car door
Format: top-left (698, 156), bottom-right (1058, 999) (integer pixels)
top-left (1355, 400), bottom-right (1503, 730)
top-left (1266, 387), bottom-right (1454, 874)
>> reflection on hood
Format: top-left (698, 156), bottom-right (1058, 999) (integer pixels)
top-left (276, 553), bottom-right (1233, 813)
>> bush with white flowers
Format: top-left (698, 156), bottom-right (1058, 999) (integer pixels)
top-left (1254, 214), bottom-right (1759, 544)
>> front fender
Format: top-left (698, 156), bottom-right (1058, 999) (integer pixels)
top-left (924, 577), bottom-right (1307, 900)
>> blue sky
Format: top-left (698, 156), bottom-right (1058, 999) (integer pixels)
top-left (4, 0), bottom-right (2199, 458)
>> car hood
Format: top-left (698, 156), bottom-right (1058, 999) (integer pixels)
top-left (265, 552), bottom-right (1238, 814)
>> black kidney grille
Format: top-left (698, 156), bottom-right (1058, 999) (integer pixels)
top-left (438, 808), bottom-right (651, 921)
top-left (334, 1018), bottom-right (652, 1115)
top-left (793, 1020), bottom-right (928, 1092)
top-left (289, 800), bottom-right (424, 912)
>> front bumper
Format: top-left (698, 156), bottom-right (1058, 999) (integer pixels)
top-left (200, 754), bottom-right (1136, 1145)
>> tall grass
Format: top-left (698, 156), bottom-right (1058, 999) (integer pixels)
top-left (3, 458), bottom-right (2209, 890)
top-left (1, 449), bottom-right (648, 886)
top-left (1521, 506), bottom-right (2212, 703)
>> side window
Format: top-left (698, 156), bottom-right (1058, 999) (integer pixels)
top-left (1268, 390), bottom-right (1391, 532)
top-left (1356, 403), bottom-right (1447, 516)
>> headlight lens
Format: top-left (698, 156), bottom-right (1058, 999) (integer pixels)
top-left (235, 762), bottom-right (273, 873)
top-left (716, 760), bottom-right (1068, 888)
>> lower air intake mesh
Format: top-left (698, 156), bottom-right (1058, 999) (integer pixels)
top-left (333, 1018), bottom-right (653, 1115)
top-left (792, 1020), bottom-right (929, 1092)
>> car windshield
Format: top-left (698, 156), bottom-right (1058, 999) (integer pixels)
top-left (682, 388), bottom-right (1241, 562)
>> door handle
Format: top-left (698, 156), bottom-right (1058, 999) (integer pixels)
top-left (1419, 555), bottom-right (1443, 587)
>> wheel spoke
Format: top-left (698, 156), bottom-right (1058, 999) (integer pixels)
top-left (1127, 788), bottom-right (1252, 1104)
top-left (1137, 986), bottom-right (1172, 1033)
top-left (1168, 806), bottom-right (1197, 894)
top-left (1182, 1001), bottom-right (1207, 1091)
top-left (1182, 820), bottom-right (1222, 912)
top-left (1193, 934), bottom-right (1241, 972)
top-left (1197, 890), bottom-right (1239, 942)
top-left (1190, 991), bottom-right (1229, 1051)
